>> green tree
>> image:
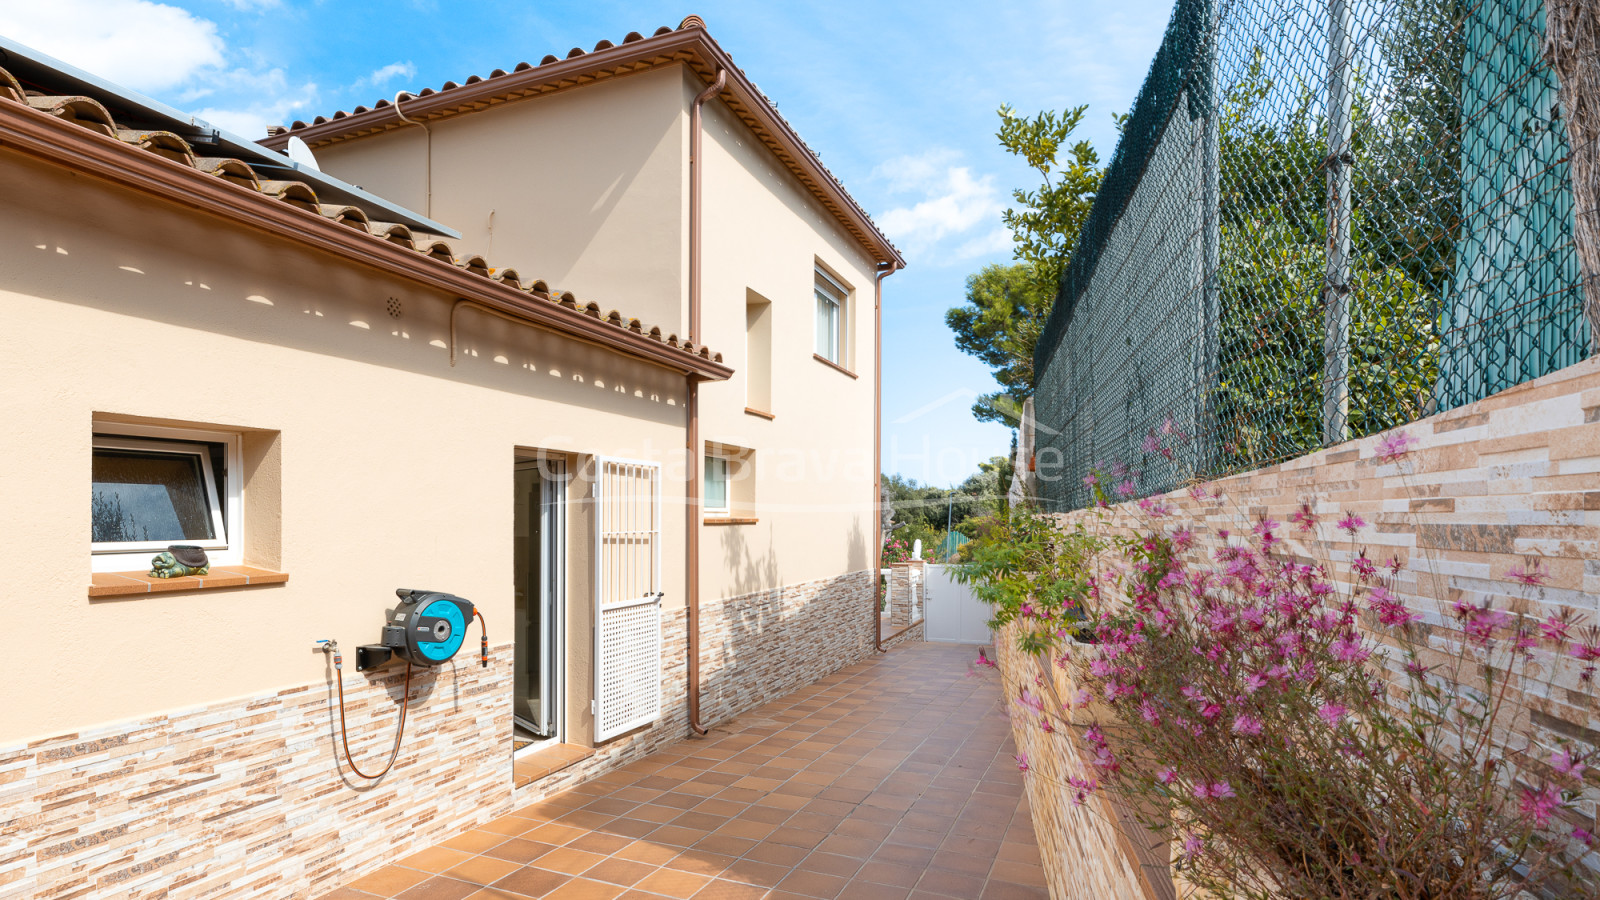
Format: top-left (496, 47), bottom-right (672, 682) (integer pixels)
top-left (945, 105), bottom-right (1105, 424)
top-left (945, 264), bottom-right (1055, 424)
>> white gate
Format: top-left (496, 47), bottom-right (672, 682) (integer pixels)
top-left (592, 458), bottom-right (662, 741)
top-left (924, 564), bottom-right (994, 644)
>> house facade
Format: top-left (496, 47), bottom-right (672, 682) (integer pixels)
top-left (0, 17), bottom-right (901, 899)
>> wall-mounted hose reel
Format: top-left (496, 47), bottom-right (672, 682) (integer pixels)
top-left (317, 588), bottom-right (489, 780)
top-left (357, 589), bottom-right (485, 670)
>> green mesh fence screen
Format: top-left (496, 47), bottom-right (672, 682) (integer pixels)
top-left (1032, 0), bottom-right (1590, 512)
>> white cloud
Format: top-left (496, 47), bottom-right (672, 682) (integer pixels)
top-left (875, 149), bottom-right (1009, 262)
top-left (0, 0), bottom-right (224, 93)
top-left (0, 0), bottom-right (322, 140)
top-left (357, 62), bottom-right (416, 90)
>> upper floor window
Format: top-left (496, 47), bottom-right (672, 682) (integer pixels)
top-left (815, 267), bottom-right (847, 364)
top-left (703, 454), bottom-right (730, 515)
top-left (92, 422), bottom-right (243, 572)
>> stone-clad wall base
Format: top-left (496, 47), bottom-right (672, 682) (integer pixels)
top-left (3, 570), bottom-right (882, 899)
top-left (993, 625), bottom-right (1167, 900)
top-left (696, 570), bottom-right (876, 728)
top-left (880, 620), bottom-right (924, 650)
top-left (0, 642), bottom-right (516, 900)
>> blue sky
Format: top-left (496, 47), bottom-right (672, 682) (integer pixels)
top-left (2, 0), bottom-right (1173, 487)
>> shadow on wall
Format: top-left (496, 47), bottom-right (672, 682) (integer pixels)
top-left (694, 515), bottom-right (875, 726)
top-left (0, 156), bottom-right (685, 428)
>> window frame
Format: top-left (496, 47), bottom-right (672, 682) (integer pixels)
top-left (91, 422), bottom-right (244, 573)
top-left (814, 266), bottom-right (848, 364)
top-left (703, 454), bottom-right (730, 516)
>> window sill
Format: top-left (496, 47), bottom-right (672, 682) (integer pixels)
top-left (703, 517), bottom-right (758, 526)
top-left (812, 354), bottom-right (859, 379)
top-left (89, 566), bottom-right (288, 598)
top-left (743, 407), bottom-right (776, 420)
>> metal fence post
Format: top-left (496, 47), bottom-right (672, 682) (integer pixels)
top-left (1322, 0), bottom-right (1355, 445)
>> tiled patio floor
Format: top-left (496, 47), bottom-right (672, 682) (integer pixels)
top-left (323, 642), bottom-right (1047, 900)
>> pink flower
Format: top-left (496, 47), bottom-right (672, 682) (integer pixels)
top-left (974, 650), bottom-right (998, 669)
top-left (1574, 828), bottom-right (1594, 848)
top-left (1243, 672), bottom-right (1268, 694)
top-left (1331, 635), bottom-right (1370, 663)
top-left (1181, 832), bottom-right (1205, 861)
top-left (1194, 781), bottom-right (1235, 799)
top-left (1506, 561), bottom-right (1548, 586)
top-left (1542, 613), bottom-right (1573, 644)
top-left (1318, 704), bottom-right (1347, 727)
top-left (1067, 775), bottom-right (1097, 805)
top-left (1374, 430), bottom-right (1416, 461)
top-left (1336, 513), bottom-right (1366, 535)
top-left (1014, 754), bottom-right (1029, 773)
top-left (1518, 784), bottom-right (1561, 828)
top-left (1463, 607), bottom-right (1513, 645)
top-left (1231, 714), bottom-right (1262, 736)
top-left (1290, 503), bottom-right (1319, 532)
top-left (1551, 749), bottom-right (1587, 779)
top-left (1157, 767), bottom-right (1177, 784)
top-left (1115, 478), bottom-right (1137, 498)
top-left (1073, 688), bottom-right (1093, 709)
top-left (1015, 690), bottom-right (1045, 714)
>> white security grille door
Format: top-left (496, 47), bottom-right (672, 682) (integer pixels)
top-left (592, 458), bottom-right (662, 741)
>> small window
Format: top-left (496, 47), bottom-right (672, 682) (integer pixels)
top-left (815, 267), bottom-right (847, 364)
top-left (91, 422), bottom-right (243, 572)
top-left (704, 456), bottom-right (729, 514)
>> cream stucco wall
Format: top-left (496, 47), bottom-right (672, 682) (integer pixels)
top-left (309, 62), bottom-right (882, 607)
top-left (0, 153), bottom-right (691, 745)
top-left (690, 71), bottom-right (880, 601)
top-left (313, 66), bottom-right (689, 337)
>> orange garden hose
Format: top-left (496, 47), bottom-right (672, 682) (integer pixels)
top-left (331, 644), bottom-right (412, 780)
top-left (324, 608), bottom-right (486, 779)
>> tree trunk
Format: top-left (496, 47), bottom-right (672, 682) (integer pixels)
top-left (1546, 0), bottom-right (1600, 352)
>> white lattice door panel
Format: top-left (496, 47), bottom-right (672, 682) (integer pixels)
top-left (592, 458), bottom-right (662, 741)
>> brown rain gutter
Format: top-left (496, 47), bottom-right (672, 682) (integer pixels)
top-left (686, 66), bottom-right (726, 737)
top-left (873, 261), bottom-right (901, 652)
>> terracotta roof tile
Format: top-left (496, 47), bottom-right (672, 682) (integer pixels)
top-left (0, 64), bottom-right (724, 368)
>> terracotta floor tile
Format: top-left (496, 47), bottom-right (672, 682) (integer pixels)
top-left (977, 882), bottom-right (1049, 900)
top-left (634, 867), bottom-right (714, 899)
top-left (773, 869), bottom-right (848, 899)
top-left (583, 857), bottom-right (657, 887)
top-left (568, 832), bottom-right (633, 856)
top-left (719, 857), bottom-right (790, 888)
top-left (987, 860), bottom-right (1046, 887)
top-left (853, 862), bottom-right (923, 889)
top-left (536, 847), bottom-right (608, 876)
top-left (742, 842), bottom-right (809, 867)
top-left (836, 882), bottom-right (910, 900)
top-left (400, 846), bottom-right (476, 873)
top-left (448, 857), bottom-right (524, 887)
top-left (870, 844), bottom-right (934, 868)
top-left (795, 853), bottom-right (862, 879)
top-left (542, 878), bottom-right (625, 900)
top-left (397, 876), bottom-right (482, 900)
top-left (491, 866), bottom-right (570, 898)
top-left (913, 870), bottom-right (985, 898)
top-left (351, 865), bottom-right (431, 896)
top-left (688, 879), bottom-right (771, 900)
top-left (483, 840), bottom-right (558, 866)
top-left (319, 890), bottom-right (382, 900)
top-left (666, 849), bottom-right (737, 877)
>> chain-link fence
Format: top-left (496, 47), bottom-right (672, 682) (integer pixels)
top-left (1033, 0), bottom-right (1592, 512)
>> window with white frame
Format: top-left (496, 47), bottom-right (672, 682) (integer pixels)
top-left (703, 455), bottom-right (729, 515)
top-left (815, 266), bottom-right (847, 364)
top-left (91, 422), bottom-right (243, 572)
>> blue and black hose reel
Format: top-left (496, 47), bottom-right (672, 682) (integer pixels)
top-left (356, 588), bottom-right (478, 671)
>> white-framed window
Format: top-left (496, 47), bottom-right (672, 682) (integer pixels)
top-left (703, 455), bottom-right (730, 515)
top-left (815, 266), bottom-right (847, 364)
top-left (91, 422), bottom-right (243, 572)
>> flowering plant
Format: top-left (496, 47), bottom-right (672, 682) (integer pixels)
top-left (983, 430), bottom-right (1598, 897)
top-left (952, 507), bottom-right (1110, 653)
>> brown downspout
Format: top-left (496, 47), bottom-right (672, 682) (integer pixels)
top-left (873, 261), bottom-right (899, 652)
top-left (686, 66), bottom-right (726, 737)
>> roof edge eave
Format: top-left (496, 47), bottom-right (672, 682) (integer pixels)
top-left (0, 101), bottom-right (733, 382)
